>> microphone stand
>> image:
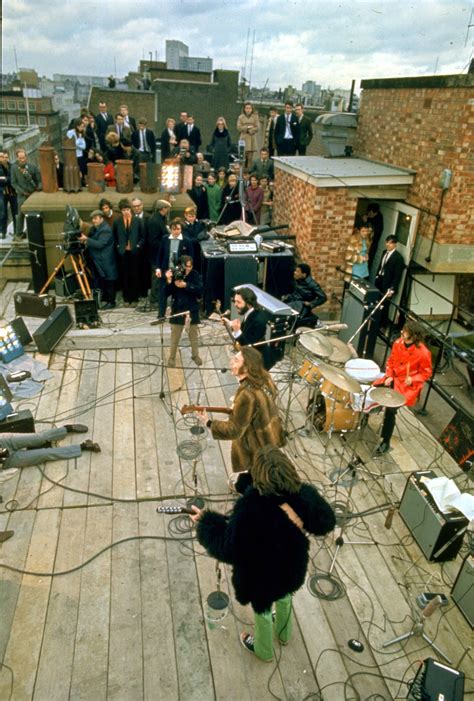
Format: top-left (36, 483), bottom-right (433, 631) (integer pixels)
top-left (156, 310), bottom-right (191, 413)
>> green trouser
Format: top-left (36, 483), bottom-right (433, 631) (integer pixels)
top-left (169, 324), bottom-right (200, 362)
top-left (253, 594), bottom-right (292, 661)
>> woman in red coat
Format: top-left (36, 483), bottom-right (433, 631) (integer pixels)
top-left (373, 320), bottom-right (432, 454)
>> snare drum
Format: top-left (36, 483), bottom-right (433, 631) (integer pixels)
top-left (345, 358), bottom-right (381, 383)
top-left (297, 357), bottom-right (325, 386)
top-left (308, 378), bottom-right (360, 432)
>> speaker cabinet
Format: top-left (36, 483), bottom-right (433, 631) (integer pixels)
top-left (14, 292), bottom-right (56, 318)
top-left (9, 317), bottom-right (33, 346)
top-left (25, 211), bottom-right (49, 293)
top-left (451, 555), bottom-right (473, 628)
top-left (224, 256), bottom-right (258, 310)
top-left (339, 282), bottom-right (381, 358)
top-left (0, 409), bottom-right (35, 433)
top-left (399, 471), bottom-right (468, 562)
top-left (33, 306), bottom-right (73, 353)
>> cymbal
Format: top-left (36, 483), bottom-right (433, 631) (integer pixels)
top-left (370, 387), bottom-right (406, 408)
top-left (317, 362), bottom-right (361, 393)
top-left (298, 330), bottom-right (332, 358)
top-left (328, 337), bottom-right (352, 364)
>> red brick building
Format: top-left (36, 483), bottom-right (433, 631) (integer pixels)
top-left (273, 71), bottom-right (473, 315)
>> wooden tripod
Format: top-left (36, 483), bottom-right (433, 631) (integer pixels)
top-left (40, 251), bottom-right (92, 300)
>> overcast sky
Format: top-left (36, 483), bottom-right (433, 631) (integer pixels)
top-left (3, 0), bottom-right (473, 90)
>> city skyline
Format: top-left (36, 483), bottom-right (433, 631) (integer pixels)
top-left (3, 0), bottom-right (473, 90)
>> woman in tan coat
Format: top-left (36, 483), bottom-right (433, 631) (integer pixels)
top-left (198, 347), bottom-right (285, 473)
top-left (237, 102), bottom-right (260, 168)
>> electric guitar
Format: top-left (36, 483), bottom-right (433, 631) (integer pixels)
top-left (156, 505), bottom-right (195, 515)
top-left (180, 404), bottom-right (233, 416)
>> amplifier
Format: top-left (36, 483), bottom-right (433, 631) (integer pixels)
top-left (14, 292), bottom-right (56, 318)
top-left (348, 279), bottom-right (380, 304)
top-left (451, 555), bottom-right (473, 628)
top-left (9, 317), bottom-right (33, 346)
top-left (25, 211), bottom-right (49, 293)
top-left (399, 471), bottom-right (468, 562)
top-left (407, 658), bottom-right (464, 701)
top-left (227, 240), bottom-right (258, 254)
top-left (0, 375), bottom-right (14, 421)
top-left (33, 306), bottom-right (73, 353)
top-left (0, 409), bottom-right (35, 433)
top-left (55, 272), bottom-right (79, 298)
top-left (74, 300), bottom-right (100, 327)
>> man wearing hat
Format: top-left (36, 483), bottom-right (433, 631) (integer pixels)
top-left (148, 199), bottom-right (171, 310)
top-left (79, 209), bottom-right (118, 309)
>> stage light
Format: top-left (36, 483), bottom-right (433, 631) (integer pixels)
top-left (160, 161), bottom-right (180, 193)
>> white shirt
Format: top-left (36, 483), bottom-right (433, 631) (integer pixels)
top-left (284, 115), bottom-right (293, 139)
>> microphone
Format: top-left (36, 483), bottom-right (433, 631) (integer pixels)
top-left (422, 595), bottom-right (442, 618)
top-left (384, 507), bottom-right (395, 530)
top-left (6, 371), bottom-right (31, 382)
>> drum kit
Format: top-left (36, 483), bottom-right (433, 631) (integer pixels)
top-left (293, 327), bottom-right (406, 439)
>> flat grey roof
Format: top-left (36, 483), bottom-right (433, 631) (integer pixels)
top-left (273, 156), bottom-right (415, 188)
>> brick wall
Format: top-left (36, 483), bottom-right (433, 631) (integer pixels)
top-left (89, 88), bottom-right (156, 129)
top-left (273, 169), bottom-right (357, 311)
top-left (355, 75), bottom-right (474, 248)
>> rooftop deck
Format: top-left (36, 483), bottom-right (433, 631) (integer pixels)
top-left (0, 281), bottom-right (472, 701)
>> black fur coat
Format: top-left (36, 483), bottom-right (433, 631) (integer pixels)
top-left (196, 483), bottom-right (335, 614)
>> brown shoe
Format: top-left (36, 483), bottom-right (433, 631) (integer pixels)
top-left (192, 355), bottom-right (203, 367)
top-left (80, 440), bottom-right (101, 453)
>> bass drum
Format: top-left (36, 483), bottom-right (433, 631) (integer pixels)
top-left (307, 379), bottom-right (360, 433)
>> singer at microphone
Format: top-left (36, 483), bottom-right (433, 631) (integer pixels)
top-left (280, 263), bottom-right (327, 327)
top-left (164, 255), bottom-right (203, 367)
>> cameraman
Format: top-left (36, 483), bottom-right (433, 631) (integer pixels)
top-left (165, 255), bottom-right (203, 367)
top-left (171, 138), bottom-right (197, 165)
top-left (79, 209), bottom-right (118, 309)
top-left (11, 149), bottom-right (42, 238)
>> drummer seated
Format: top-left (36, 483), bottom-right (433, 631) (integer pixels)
top-left (282, 263), bottom-right (327, 326)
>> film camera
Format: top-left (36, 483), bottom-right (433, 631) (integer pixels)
top-left (60, 204), bottom-right (83, 254)
top-left (172, 263), bottom-right (186, 281)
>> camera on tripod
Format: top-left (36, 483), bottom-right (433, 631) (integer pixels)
top-left (60, 204), bottom-right (83, 254)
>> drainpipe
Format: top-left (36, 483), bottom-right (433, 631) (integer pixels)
top-left (425, 169), bottom-right (452, 264)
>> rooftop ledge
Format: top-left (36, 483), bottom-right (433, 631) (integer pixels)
top-left (273, 156), bottom-right (415, 188)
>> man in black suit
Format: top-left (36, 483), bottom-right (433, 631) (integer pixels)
top-left (183, 115), bottom-right (202, 153)
top-left (266, 108), bottom-right (278, 158)
top-left (132, 197), bottom-right (151, 298)
top-left (175, 111), bottom-right (189, 142)
top-left (113, 198), bottom-right (145, 306)
top-left (0, 150), bottom-right (18, 237)
top-left (95, 101), bottom-right (114, 151)
top-left (274, 101), bottom-right (299, 156)
top-left (155, 218), bottom-right (194, 319)
top-left (294, 103), bottom-right (313, 155)
top-left (229, 287), bottom-right (275, 369)
top-left (119, 104), bottom-right (137, 132)
top-left (148, 199), bottom-right (171, 309)
top-left (131, 118), bottom-right (156, 162)
top-left (375, 235), bottom-right (405, 328)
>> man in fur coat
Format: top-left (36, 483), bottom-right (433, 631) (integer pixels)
top-left (198, 347), bottom-right (285, 473)
top-left (191, 446), bottom-right (336, 662)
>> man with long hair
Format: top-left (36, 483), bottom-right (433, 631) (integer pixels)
top-left (190, 446), bottom-right (336, 662)
top-left (198, 347), bottom-right (285, 473)
top-left (373, 320), bottom-right (432, 454)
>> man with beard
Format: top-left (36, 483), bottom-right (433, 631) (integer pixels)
top-left (227, 287), bottom-right (274, 369)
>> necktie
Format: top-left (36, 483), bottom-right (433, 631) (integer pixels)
top-left (104, 113), bottom-right (107, 121)
top-left (141, 131), bottom-right (145, 151)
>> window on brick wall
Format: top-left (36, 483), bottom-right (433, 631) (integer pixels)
top-left (38, 116), bottom-right (47, 126)
top-left (7, 100), bottom-right (16, 110)
top-left (18, 115), bottom-right (27, 126)
top-left (7, 115), bottom-right (17, 125)
top-left (17, 100), bottom-right (26, 110)
top-left (29, 102), bottom-right (36, 111)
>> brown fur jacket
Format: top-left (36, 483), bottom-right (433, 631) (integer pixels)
top-left (210, 378), bottom-right (285, 473)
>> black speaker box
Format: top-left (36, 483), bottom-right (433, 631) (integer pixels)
top-left (451, 555), bottom-right (474, 628)
top-left (0, 409), bottom-right (35, 433)
top-left (9, 317), bottom-right (33, 346)
top-left (224, 256), bottom-right (258, 310)
top-left (25, 212), bottom-right (49, 293)
top-left (14, 292), bottom-right (56, 318)
top-left (339, 282), bottom-right (381, 358)
top-left (55, 272), bottom-right (79, 298)
top-left (33, 306), bottom-right (73, 353)
top-left (74, 299), bottom-right (99, 326)
top-left (399, 471), bottom-right (469, 562)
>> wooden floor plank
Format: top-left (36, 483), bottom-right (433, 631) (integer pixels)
top-left (112, 349), bottom-right (136, 500)
top-left (87, 349), bottom-right (115, 506)
top-left (0, 509), bottom-right (61, 701)
top-left (33, 507), bottom-right (87, 700)
top-left (138, 502), bottom-right (179, 700)
top-left (133, 348), bottom-right (161, 499)
top-left (107, 502), bottom-right (143, 700)
top-left (69, 504), bottom-right (113, 701)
